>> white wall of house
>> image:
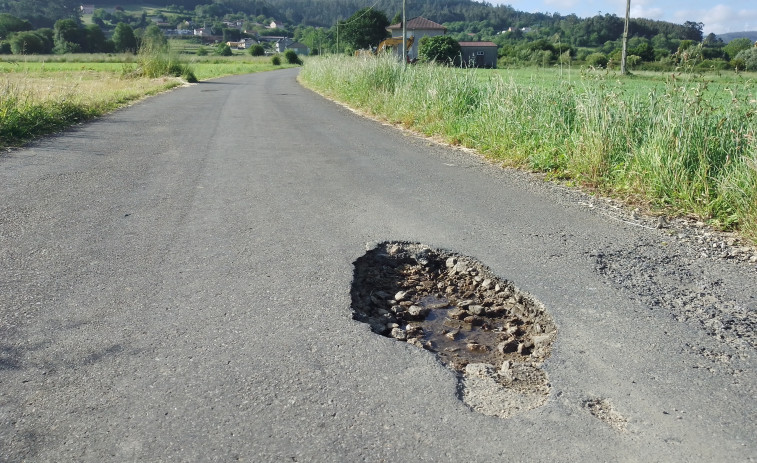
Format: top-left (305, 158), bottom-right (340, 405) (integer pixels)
top-left (387, 17), bottom-right (447, 60)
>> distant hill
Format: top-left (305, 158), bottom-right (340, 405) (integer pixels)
top-left (718, 31), bottom-right (757, 43)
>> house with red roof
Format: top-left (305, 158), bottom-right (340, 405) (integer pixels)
top-left (386, 17), bottom-right (447, 61)
top-left (386, 17), bottom-right (498, 68)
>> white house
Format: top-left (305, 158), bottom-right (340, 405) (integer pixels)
top-left (386, 16), bottom-right (447, 61)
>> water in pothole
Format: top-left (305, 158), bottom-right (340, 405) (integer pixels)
top-left (351, 241), bottom-right (557, 418)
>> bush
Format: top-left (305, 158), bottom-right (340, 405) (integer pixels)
top-left (271, 54), bottom-right (281, 65)
top-left (9, 31), bottom-right (52, 54)
top-left (586, 52), bottom-right (608, 68)
top-left (734, 48), bottom-right (757, 71)
top-left (625, 55), bottom-right (641, 68)
top-left (136, 43), bottom-right (197, 82)
top-left (249, 44), bottom-right (264, 56)
top-left (695, 59), bottom-right (730, 71)
top-left (419, 35), bottom-right (461, 65)
top-left (196, 46), bottom-right (208, 56)
top-left (215, 43), bottom-right (232, 56)
top-left (284, 49), bottom-right (301, 65)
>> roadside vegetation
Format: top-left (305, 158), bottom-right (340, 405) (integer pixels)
top-left (0, 52), bottom-right (295, 148)
top-left (2, 1), bottom-right (756, 72)
top-left (300, 55), bottom-right (757, 242)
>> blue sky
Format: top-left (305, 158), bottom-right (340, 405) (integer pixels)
top-left (486, 0), bottom-right (757, 35)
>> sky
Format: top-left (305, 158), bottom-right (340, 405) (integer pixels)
top-left (486, 0), bottom-right (757, 35)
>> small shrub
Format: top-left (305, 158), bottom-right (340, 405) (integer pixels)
top-left (182, 67), bottom-right (198, 83)
top-left (734, 48), bottom-right (757, 71)
top-left (196, 46), bottom-right (208, 56)
top-left (216, 43), bottom-right (232, 56)
top-left (586, 52), bottom-right (608, 68)
top-left (284, 49), bottom-right (302, 65)
top-left (625, 54), bottom-right (641, 69)
top-left (249, 44), bottom-right (264, 56)
top-left (271, 54), bottom-right (281, 65)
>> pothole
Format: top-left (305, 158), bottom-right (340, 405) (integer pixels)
top-left (351, 241), bottom-right (557, 418)
top-left (583, 398), bottom-right (628, 432)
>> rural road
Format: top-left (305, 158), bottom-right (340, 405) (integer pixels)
top-left (1, 68), bottom-right (756, 462)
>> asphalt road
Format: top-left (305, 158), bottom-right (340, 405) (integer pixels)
top-left (1, 68), bottom-right (755, 462)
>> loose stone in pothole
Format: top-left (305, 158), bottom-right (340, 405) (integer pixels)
top-left (351, 241), bottom-right (557, 418)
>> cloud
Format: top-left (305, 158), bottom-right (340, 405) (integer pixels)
top-left (626, 0), bottom-right (664, 20)
top-left (674, 4), bottom-right (757, 33)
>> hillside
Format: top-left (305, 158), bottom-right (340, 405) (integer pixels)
top-left (2, 0), bottom-right (703, 43)
top-left (718, 31), bottom-right (757, 43)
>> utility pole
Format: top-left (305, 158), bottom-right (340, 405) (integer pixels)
top-left (621, 0), bottom-right (630, 74)
top-left (402, 0), bottom-right (407, 66)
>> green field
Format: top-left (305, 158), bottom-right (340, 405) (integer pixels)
top-left (0, 52), bottom-right (298, 147)
top-left (300, 55), bottom-right (757, 242)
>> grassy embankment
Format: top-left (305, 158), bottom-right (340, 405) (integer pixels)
top-left (299, 55), bottom-right (757, 243)
top-left (0, 52), bottom-right (296, 148)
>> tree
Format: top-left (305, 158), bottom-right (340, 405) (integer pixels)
top-left (682, 21), bottom-right (704, 42)
top-left (339, 7), bottom-right (389, 50)
top-left (141, 24), bottom-right (167, 52)
top-left (53, 18), bottom-right (82, 54)
top-left (91, 9), bottom-right (110, 28)
top-left (84, 24), bottom-right (108, 53)
top-left (9, 30), bottom-right (51, 54)
top-left (629, 41), bottom-right (654, 61)
top-left (419, 35), bottom-right (462, 65)
top-left (0, 13), bottom-right (32, 40)
top-left (112, 22), bottom-right (137, 53)
top-left (724, 38), bottom-right (753, 60)
top-left (223, 28), bottom-right (241, 42)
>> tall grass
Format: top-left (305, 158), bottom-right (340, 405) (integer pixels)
top-left (0, 71), bottom-right (182, 147)
top-left (131, 42), bottom-right (197, 83)
top-left (300, 55), bottom-right (757, 242)
top-left (0, 50), bottom-right (295, 147)
top-left (0, 81), bottom-right (98, 144)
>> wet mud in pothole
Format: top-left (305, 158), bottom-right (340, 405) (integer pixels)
top-left (351, 242), bottom-right (557, 418)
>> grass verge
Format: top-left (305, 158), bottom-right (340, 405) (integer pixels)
top-left (299, 55), bottom-right (757, 243)
top-left (0, 53), bottom-right (296, 148)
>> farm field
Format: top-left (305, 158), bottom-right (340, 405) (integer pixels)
top-left (300, 56), bottom-right (757, 243)
top-left (484, 66), bottom-right (756, 108)
top-left (0, 53), bottom-right (297, 147)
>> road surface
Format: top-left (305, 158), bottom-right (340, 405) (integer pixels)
top-left (1, 68), bottom-right (755, 461)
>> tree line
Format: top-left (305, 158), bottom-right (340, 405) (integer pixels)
top-left (1, 0), bottom-right (756, 70)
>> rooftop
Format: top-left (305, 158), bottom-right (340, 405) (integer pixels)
top-left (387, 17), bottom-right (446, 31)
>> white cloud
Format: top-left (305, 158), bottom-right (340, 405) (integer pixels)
top-left (630, 6), bottom-right (664, 21)
top-left (674, 4), bottom-right (757, 34)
